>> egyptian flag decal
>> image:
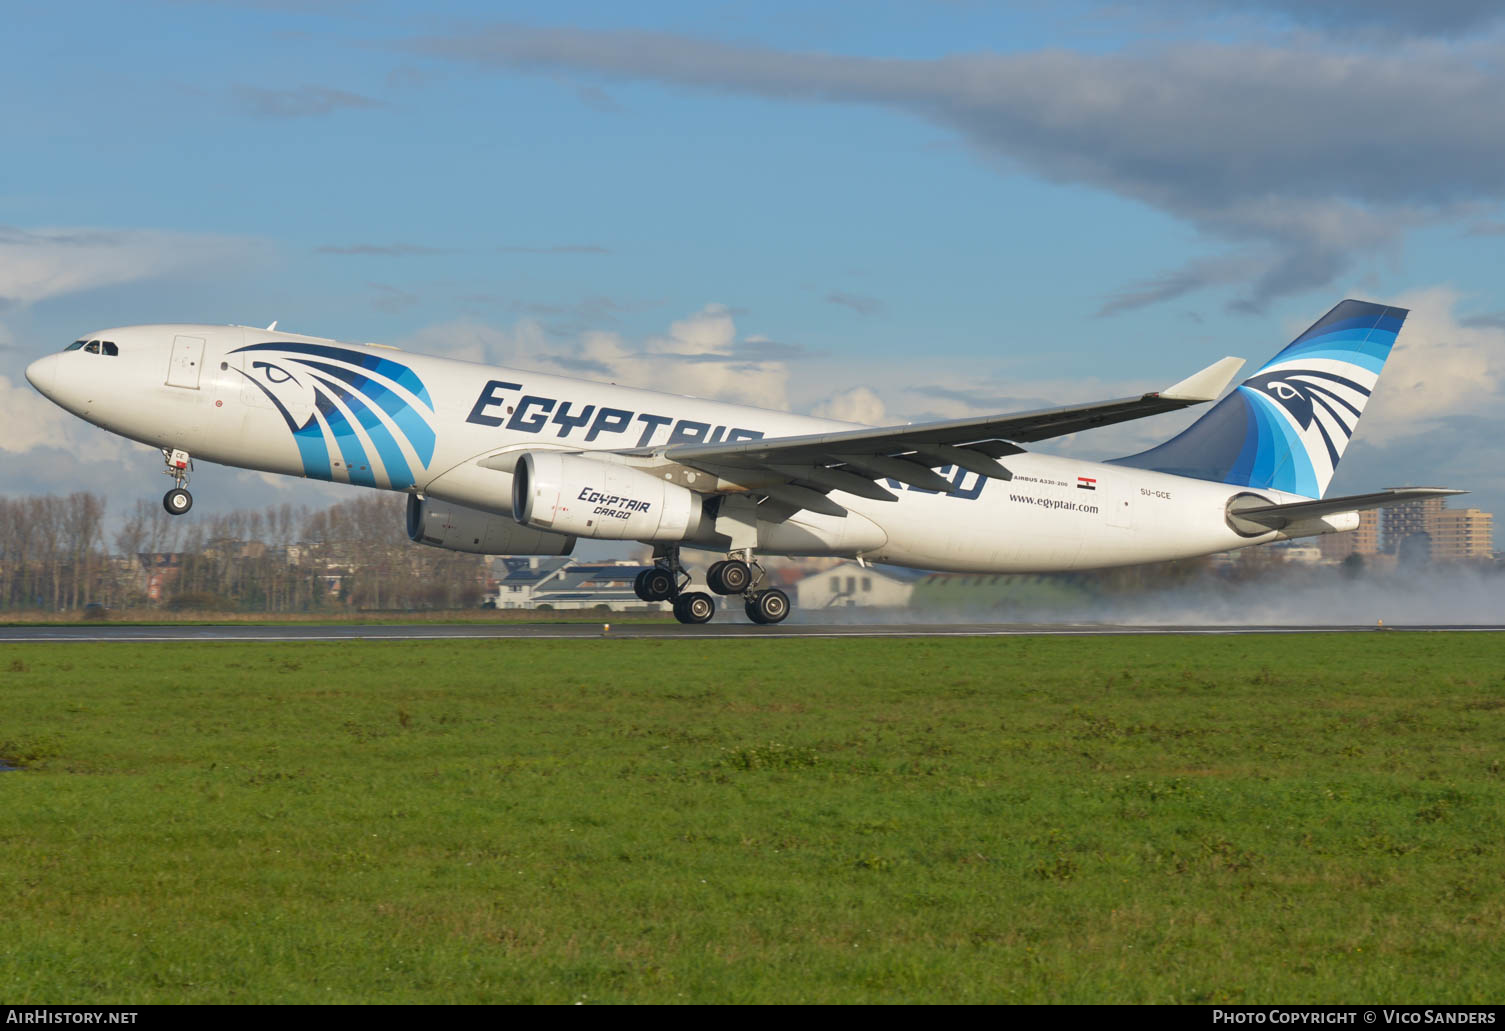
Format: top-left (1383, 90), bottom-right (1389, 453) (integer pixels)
top-left (1077, 476), bottom-right (1097, 491)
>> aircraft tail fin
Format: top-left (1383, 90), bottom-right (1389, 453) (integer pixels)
top-left (1110, 299), bottom-right (1407, 498)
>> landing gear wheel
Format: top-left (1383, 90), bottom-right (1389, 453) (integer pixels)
top-left (709, 559), bottom-right (751, 595)
top-left (163, 488), bottom-right (193, 516)
top-left (745, 588), bottom-right (790, 625)
top-left (673, 591), bottom-right (715, 625)
top-left (633, 568), bottom-right (654, 602)
top-left (641, 567), bottom-right (676, 601)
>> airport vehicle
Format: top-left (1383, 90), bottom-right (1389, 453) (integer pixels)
top-left (25, 300), bottom-right (1459, 624)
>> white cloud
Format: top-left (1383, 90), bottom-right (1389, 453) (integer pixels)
top-left (810, 386), bottom-right (887, 425)
top-left (1361, 286), bottom-right (1505, 442)
top-left (401, 304), bottom-right (793, 411)
top-left (645, 304), bottom-right (736, 356)
top-left (0, 374), bottom-right (128, 456)
top-left (0, 226), bottom-right (250, 309)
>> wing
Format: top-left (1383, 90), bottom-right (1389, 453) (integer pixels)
top-left (638, 356), bottom-right (1245, 518)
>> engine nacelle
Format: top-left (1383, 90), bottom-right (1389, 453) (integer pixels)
top-left (406, 495), bottom-right (576, 555)
top-left (513, 451), bottom-right (707, 541)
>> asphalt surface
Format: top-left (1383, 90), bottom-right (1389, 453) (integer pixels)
top-left (2, 622), bottom-right (1502, 642)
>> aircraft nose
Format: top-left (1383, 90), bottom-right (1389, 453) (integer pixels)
top-left (25, 353), bottom-right (60, 398)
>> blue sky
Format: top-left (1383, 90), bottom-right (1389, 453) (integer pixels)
top-left (3, 0), bottom-right (1503, 548)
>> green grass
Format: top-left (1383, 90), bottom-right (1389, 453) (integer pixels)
top-left (0, 607), bottom-right (671, 626)
top-left (1, 635), bottom-right (1502, 1003)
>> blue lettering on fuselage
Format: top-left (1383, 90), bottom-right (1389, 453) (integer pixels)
top-left (885, 466), bottom-right (987, 501)
top-left (465, 381), bottom-right (987, 502)
top-left (507, 395), bottom-right (555, 432)
top-left (466, 380), bottom-right (522, 427)
top-left (466, 380), bottom-right (765, 450)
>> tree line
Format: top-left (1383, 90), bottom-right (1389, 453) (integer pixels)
top-left (0, 492), bottom-right (483, 613)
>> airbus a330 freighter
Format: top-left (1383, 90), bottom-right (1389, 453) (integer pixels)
top-left (25, 300), bottom-right (1460, 624)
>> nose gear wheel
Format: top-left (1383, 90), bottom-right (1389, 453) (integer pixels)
top-left (160, 449), bottom-right (194, 516)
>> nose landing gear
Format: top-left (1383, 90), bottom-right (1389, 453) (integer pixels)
top-left (161, 448), bottom-right (194, 515)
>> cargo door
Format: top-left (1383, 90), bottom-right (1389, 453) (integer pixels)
top-left (166, 335), bottom-right (205, 389)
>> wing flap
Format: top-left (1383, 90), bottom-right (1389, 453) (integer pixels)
top-left (834, 454), bottom-right (959, 493)
top-left (770, 464), bottom-right (900, 502)
top-left (761, 483), bottom-right (849, 518)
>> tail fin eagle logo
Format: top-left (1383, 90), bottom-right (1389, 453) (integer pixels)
top-left (231, 342), bottom-right (436, 488)
top-left (1111, 300), bottom-right (1406, 498)
top-left (1239, 367), bottom-right (1370, 479)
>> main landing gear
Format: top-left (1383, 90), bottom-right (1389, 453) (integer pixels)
top-left (634, 546), bottom-right (791, 625)
top-left (633, 546), bottom-right (714, 624)
top-left (161, 448), bottom-right (194, 515)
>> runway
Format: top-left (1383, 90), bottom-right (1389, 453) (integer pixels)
top-left (3, 622), bottom-right (1503, 642)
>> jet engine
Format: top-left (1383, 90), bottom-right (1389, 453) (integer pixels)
top-left (513, 451), bottom-right (707, 541)
top-left (406, 495), bottom-right (576, 555)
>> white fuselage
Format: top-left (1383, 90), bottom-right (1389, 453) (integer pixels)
top-left (26, 324), bottom-right (1338, 571)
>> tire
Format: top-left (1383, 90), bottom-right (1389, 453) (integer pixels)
top-left (633, 568), bottom-right (654, 602)
top-left (706, 560), bottom-right (727, 594)
top-left (163, 488), bottom-right (193, 515)
top-left (673, 591), bottom-right (715, 624)
top-left (750, 588), bottom-right (790, 624)
top-left (642, 567), bottom-right (675, 601)
top-left (716, 560), bottom-right (751, 595)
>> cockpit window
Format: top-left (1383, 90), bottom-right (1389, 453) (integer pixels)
top-left (84, 341), bottom-right (101, 354)
top-left (65, 340), bottom-right (86, 351)
top-left (79, 340), bottom-right (118, 356)
top-left (101, 341), bottom-right (118, 356)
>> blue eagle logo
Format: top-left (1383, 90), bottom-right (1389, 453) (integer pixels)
top-left (1240, 368), bottom-right (1370, 472)
top-left (1108, 300), bottom-right (1405, 498)
top-left (231, 342), bottom-right (436, 488)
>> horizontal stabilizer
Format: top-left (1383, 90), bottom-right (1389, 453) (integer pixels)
top-left (1226, 487), bottom-right (1467, 533)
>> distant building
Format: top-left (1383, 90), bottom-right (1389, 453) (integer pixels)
top-left (1432, 508), bottom-right (1494, 562)
top-left (491, 557), bottom-right (569, 608)
top-left (909, 571), bottom-right (1094, 615)
top-left (1273, 544), bottom-right (1324, 565)
top-left (1382, 495), bottom-right (1445, 556)
top-left (1380, 496), bottom-right (1494, 563)
top-left (136, 552), bottom-right (182, 601)
top-left (794, 562), bottom-right (918, 609)
top-left (489, 557), bottom-right (667, 612)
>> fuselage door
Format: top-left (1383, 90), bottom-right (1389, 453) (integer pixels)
top-left (1107, 477), bottom-right (1135, 529)
top-left (167, 335), bottom-right (206, 389)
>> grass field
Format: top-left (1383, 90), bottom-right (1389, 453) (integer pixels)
top-left (1, 634), bottom-right (1502, 1003)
